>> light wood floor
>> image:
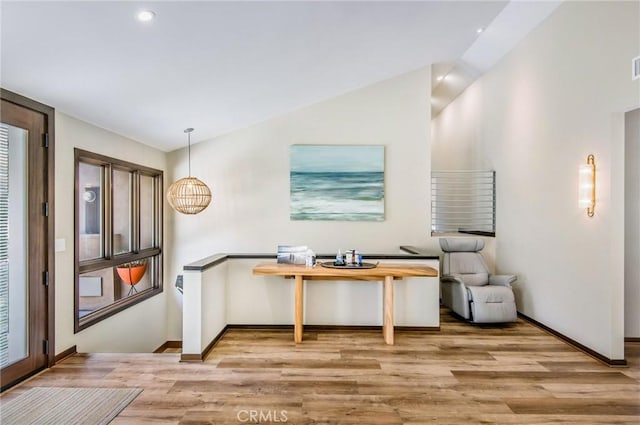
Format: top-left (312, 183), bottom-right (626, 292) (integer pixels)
top-left (3, 310), bottom-right (639, 424)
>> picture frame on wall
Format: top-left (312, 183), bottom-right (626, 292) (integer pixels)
top-left (290, 145), bottom-right (384, 221)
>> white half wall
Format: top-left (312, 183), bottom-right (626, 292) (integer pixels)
top-left (166, 69), bottom-right (433, 339)
top-left (182, 257), bottom-right (440, 356)
top-left (432, 1), bottom-right (639, 360)
top-left (225, 258), bottom-right (439, 327)
top-left (625, 108), bottom-right (640, 338)
top-left (54, 112), bottom-right (168, 354)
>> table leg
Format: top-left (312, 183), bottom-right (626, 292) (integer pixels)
top-left (383, 275), bottom-right (394, 345)
top-left (295, 275), bottom-right (303, 343)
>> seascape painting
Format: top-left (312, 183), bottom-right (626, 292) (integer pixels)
top-left (290, 145), bottom-right (384, 221)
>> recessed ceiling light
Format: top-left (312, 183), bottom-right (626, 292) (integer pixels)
top-left (436, 75), bottom-right (444, 81)
top-left (136, 10), bottom-right (156, 22)
top-left (476, 27), bottom-right (484, 34)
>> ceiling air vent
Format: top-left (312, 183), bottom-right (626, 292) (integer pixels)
top-left (633, 56), bottom-right (640, 81)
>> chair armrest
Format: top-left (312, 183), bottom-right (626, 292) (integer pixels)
top-left (440, 274), bottom-right (471, 319)
top-left (441, 274), bottom-right (465, 285)
top-left (489, 274), bottom-right (516, 286)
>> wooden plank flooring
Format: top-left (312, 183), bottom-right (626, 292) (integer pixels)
top-left (2, 309), bottom-right (639, 424)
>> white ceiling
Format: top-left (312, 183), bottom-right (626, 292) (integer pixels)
top-left (1, 1), bottom-right (509, 151)
top-left (430, 0), bottom-right (562, 117)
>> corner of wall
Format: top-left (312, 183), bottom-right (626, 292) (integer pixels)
top-left (430, 1), bottom-right (639, 360)
top-left (54, 112), bottom-right (169, 353)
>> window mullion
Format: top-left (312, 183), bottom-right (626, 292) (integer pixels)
top-left (154, 175), bottom-right (162, 288)
top-left (153, 175), bottom-right (160, 248)
top-left (104, 163), bottom-right (113, 259)
top-left (132, 171), bottom-right (140, 253)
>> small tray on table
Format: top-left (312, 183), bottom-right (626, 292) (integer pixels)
top-left (319, 261), bottom-right (379, 269)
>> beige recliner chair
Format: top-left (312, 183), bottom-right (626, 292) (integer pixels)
top-left (440, 238), bottom-right (517, 323)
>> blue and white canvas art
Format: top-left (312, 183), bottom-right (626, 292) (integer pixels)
top-left (290, 145), bottom-right (384, 221)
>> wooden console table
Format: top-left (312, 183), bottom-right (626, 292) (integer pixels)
top-left (252, 262), bottom-right (438, 345)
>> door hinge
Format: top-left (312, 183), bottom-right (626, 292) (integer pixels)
top-left (43, 270), bottom-right (49, 287)
top-left (43, 340), bottom-right (49, 355)
top-left (43, 202), bottom-right (49, 217)
top-left (42, 133), bottom-right (49, 148)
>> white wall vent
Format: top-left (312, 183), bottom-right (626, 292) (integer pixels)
top-left (633, 55), bottom-right (640, 81)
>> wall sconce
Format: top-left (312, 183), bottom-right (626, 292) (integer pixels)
top-left (578, 154), bottom-right (596, 217)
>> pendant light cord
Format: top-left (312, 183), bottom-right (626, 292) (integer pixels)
top-left (184, 127), bottom-right (195, 177)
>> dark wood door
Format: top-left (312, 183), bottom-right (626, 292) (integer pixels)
top-left (0, 99), bottom-right (49, 390)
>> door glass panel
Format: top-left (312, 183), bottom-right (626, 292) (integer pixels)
top-left (78, 162), bottom-right (103, 261)
top-left (140, 175), bottom-right (154, 249)
top-left (113, 169), bottom-right (132, 254)
top-left (0, 123), bottom-right (29, 367)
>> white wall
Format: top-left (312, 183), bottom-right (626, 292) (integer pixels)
top-left (166, 69), bottom-right (433, 339)
top-left (54, 112), bottom-right (168, 354)
top-left (625, 108), bottom-right (640, 338)
top-left (182, 264), bottom-right (227, 355)
top-left (432, 1), bottom-right (639, 360)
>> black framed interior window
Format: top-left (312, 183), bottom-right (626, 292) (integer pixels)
top-left (74, 149), bottom-right (163, 332)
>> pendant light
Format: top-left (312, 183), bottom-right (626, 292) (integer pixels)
top-left (167, 128), bottom-right (212, 215)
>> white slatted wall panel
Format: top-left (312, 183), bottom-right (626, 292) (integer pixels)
top-left (431, 170), bottom-right (496, 236)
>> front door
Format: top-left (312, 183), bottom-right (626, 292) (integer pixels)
top-left (0, 98), bottom-right (51, 390)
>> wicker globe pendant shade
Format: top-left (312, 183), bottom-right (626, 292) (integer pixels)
top-left (167, 128), bottom-right (212, 215)
top-left (167, 176), bottom-right (211, 214)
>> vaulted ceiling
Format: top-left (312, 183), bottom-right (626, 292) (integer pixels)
top-left (2, 1), bottom-right (555, 152)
